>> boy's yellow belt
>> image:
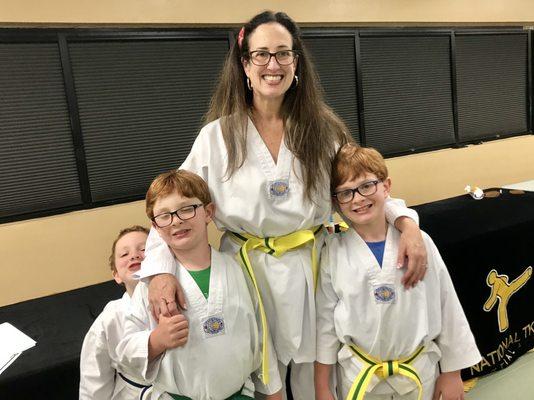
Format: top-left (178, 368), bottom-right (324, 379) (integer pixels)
top-left (229, 225), bottom-right (323, 385)
top-left (346, 344), bottom-right (425, 400)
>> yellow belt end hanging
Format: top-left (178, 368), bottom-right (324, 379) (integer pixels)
top-left (237, 239), bottom-right (270, 385)
top-left (230, 227), bottom-right (323, 385)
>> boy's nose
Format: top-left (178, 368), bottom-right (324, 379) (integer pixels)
top-left (171, 218), bottom-right (183, 227)
top-left (352, 192), bottom-right (367, 202)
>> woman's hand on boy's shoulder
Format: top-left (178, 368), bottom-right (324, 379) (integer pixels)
top-left (148, 273), bottom-right (187, 320)
top-left (396, 217), bottom-right (428, 289)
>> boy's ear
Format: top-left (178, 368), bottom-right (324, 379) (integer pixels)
top-left (204, 202), bottom-right (215, 224)
top-left (112, 270), bottom-right (123, 285)
top-left (382, 177), bottom-right (392, 197)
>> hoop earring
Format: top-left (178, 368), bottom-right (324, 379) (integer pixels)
top-left (294, 75), bottom-right (299, 88)
top-left (247, 77), bottom-right (252, 91)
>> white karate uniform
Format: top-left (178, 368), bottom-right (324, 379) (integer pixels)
top-left (80, 292), bottom-right (152, 400)
top-left (118, 248), bottom-right (281, 400)
top-left (316, 225), bottom-right (482, 400)
top-left (137, 118), bottom-right (418, 399)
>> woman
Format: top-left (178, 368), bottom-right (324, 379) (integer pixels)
top-left (138, 11), bottom-right (426, 400)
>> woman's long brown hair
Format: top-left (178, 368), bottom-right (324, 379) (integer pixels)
top-left (205, 11), bottom-right (352, 201)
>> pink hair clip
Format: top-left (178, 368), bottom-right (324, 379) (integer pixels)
top-left (237, 26), bottom-right (245, 49)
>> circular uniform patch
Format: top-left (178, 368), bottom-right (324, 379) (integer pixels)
top-left (374, 285), bottom-right (396, 303)
top-left (269, 180), bottom-right (289, 197)
top-left (203, 316), bottom-right (225, 335)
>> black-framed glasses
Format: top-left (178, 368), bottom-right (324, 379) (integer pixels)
top-left (152, 204), bottom-right (204, 228)
top-left (332, 180), bottom-right (381, 204)
top-left (248, 50), bottom-right (299, 66)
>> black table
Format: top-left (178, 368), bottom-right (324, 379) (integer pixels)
top-left (414, 188), bottom-right (534, 379)
top-left (0, 281), bottom-right (123, 399)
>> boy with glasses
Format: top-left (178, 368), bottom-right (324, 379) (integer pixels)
top-left (117, 170), bottom-right (282, 400)
top-left (314, 145), bottom-right (481, 400)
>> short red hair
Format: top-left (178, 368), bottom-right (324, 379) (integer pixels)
top-left (145, 170), bottom-right (212, 219)
top-left (331, 144), bottom-right (388, 191)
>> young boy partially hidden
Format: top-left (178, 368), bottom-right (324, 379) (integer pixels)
top-left (80, 225), bottom-right (152, 399)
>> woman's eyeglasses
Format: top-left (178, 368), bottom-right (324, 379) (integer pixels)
top-left (248, 50), bottom-right (299, 66)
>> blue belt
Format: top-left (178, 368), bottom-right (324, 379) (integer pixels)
top-left (118, 372), bottom-right (152, 399)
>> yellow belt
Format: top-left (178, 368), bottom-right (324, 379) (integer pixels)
top-left (229, 225), bottom-right (323, 385)
top-left (346, 344), bottom-right (425, 400)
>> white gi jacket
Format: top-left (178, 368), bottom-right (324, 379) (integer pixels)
top-left (118, 248), bottom-right (281, 400)
top-left (138, 117), bottom-right (418, 365)
top-left (316, 225), bottom-right (482, 396)
top-left (80, 292), bottom-right (152, 400)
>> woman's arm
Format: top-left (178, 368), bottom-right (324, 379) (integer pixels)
top-left (148, 274), bottom-right (185, 319)
top-left (394, 216), bottom-right (427, 288)
top-left (385, 197), bottom-right (427, 288)
top-left (143, 125), bottom-right (212, 317)
top-left (136, 227), bottom-right (186, 318)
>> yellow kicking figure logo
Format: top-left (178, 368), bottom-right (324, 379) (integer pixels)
top-left (483, 266), bottom-right (532, 332)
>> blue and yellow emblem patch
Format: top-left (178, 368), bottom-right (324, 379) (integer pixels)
top-left (203, 316), bottom-right (225, 336)
top-left (269, 179), bottom-right (290, 198)
top-left (374, 285), bottom-right (396, 303)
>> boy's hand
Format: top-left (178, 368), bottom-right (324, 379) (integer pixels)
top-left (432, 370), bottom-right (464, 400)
top-left (148, 273), bottom-right (187, 320)
top-left (148, 314), bottom-right (189, 360)
top-left (315, 388), bottom-right (335, 400)
top-left (314, 361), bottom-right (335, 400)
top-left (265, 390), bottom-right (284, 400)
top-left (396, 217), bottom-right (427, 288)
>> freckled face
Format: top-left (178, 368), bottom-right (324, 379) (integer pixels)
top-left (152, 191), bottom-right (213, 254)
top-left (243, 22), bottom-right (297, 102)
top-left (335, 173), bottom-right (390, 228)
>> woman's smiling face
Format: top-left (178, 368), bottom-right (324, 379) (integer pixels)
top-left (243, 22), bottom-right (298, 103)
